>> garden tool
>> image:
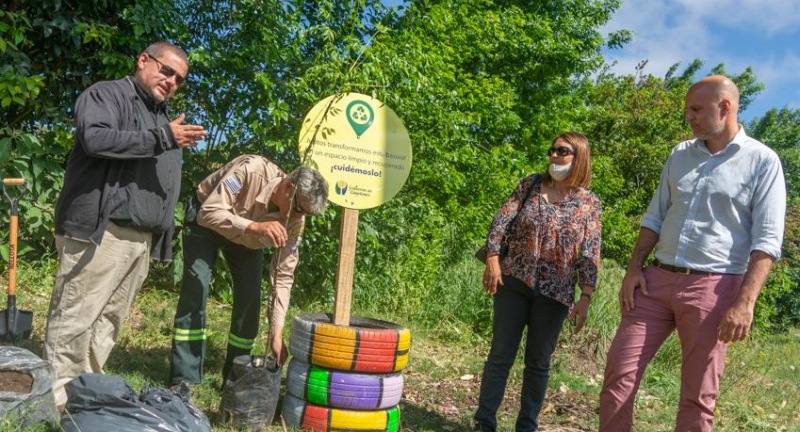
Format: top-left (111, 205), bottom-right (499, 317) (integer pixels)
top-left (0, 178), bottom-right (33, 342)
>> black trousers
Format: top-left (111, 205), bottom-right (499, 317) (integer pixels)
top-left (474, 276), bottom-right (569, 432)
top-left (170, 215), bottom-right (264, 385)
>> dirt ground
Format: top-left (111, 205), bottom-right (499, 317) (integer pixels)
top-left (0, 370), bottom-right (33, 394)
top-left (397, 332), bottom-right (603, 431)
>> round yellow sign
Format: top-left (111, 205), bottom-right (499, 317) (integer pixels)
top-left (298, 93), bottom-right (412, 209)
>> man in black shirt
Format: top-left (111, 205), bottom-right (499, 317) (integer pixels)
top-left (43, 41), bottom-right (206, 407)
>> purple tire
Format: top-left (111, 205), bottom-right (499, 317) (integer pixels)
top-left (286, 358), bottom-right (403, 410)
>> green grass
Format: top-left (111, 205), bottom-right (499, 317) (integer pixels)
top-left (2, 256), bottom-right (799, 431)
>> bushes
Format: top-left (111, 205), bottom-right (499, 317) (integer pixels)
top-left (755, 203), bottom-right (800, 331)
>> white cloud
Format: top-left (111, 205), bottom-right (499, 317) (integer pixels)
top-left (752, 52), bottom-right (800, 112)
top-left (675, 0), bottom-right (800, 35)
top-left (601, 0), bottom-right (800, 117)
top-left (601, 1), bottom-right (714, 76)
top-left (752, 52), bottom-right (800, 86)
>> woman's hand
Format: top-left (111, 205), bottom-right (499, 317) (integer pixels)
top-left (482, 255), bottom-right (504, 295)
top-left (569, 295), bottom-right (590, 333)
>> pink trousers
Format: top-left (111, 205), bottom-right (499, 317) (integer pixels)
top-left (599, 266), bottom-right (744, 432)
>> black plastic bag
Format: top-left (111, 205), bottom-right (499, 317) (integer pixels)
top-left (220, 355), bottom-right (282, 431)
top-left (60, 373), bottom-right (210, 432)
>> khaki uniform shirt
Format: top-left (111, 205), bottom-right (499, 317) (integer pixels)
top-left (196, 154), bottom-right (304, 329)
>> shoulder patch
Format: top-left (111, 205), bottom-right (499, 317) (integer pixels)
top-left (223, 171), bottom-right (244, 195)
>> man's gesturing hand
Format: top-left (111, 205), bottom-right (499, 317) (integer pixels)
top-left (169, 113), bottom-right (206, 148)
top-left (247, 220), bottom-right (288, 248)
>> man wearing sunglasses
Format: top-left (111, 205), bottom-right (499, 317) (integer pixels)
top-left (44, 41), bottom-right (206, 408)
top-left (170, 155), bottom-right (328, 387)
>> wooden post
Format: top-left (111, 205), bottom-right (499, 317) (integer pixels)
top-left (333, 207), bottom-right (359, 326)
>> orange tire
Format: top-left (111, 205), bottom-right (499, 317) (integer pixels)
top-left (289, 313), bottom-right (411, 373)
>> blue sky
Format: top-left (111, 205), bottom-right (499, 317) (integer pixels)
top-left (384, 1), bottom-right (799, 123)
top-left (600, 0), bottom-right (800, 122)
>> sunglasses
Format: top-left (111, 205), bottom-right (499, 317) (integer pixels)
top-left (547, 146), bottom-right (574, 157)
top-left (147, 53), bottom-right (186, 87)
top-left (292, 197), bottom-right (312, 215)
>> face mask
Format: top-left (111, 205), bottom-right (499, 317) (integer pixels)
top-left (548, 162), bottom-right (572, 181)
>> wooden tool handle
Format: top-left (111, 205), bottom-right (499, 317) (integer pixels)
top-left (2, 178), bottom-right (25, 186)
top-left (7, 214), bottom-right (18, 296)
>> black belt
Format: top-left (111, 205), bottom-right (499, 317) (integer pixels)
top-left (652, 259), bottom-right (719, 276)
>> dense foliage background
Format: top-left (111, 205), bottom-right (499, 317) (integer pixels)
top-left (1, 0), bottom-right (798, 331)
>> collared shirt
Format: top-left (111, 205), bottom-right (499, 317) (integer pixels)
top-left (196, 154), bottom-right (305, 328)
top-left (486, 174), bottom-right (602, 307)
top-left (642, 127), bottom-right (786, 274)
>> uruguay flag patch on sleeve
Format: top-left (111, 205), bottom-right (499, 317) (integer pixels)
top-left (223, 172), bottom-right (244, 195)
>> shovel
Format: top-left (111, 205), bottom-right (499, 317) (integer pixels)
top-left (0, 178), bottom-right (33, 342)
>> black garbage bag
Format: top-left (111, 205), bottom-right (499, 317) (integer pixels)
top-left (0, 346), bottom-right (58, 428)
top-left (220, 355), bottom-right (282, 431)
top-left (60, 373), bottom-right (210, 432)
top-left (141, 381), bottom-right (210, 431)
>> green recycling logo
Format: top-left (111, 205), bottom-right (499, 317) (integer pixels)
top-left (346, 100), bottom-right (374, 138)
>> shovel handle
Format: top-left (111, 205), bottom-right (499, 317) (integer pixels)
top-left (2, 178), bottom-right (25, 186)
top-left (3, 178), bottom-right (26, 214)
top-left (7, 214), bottom-right (18, 297)
top-left (3, 178), bottom-right (23, 297)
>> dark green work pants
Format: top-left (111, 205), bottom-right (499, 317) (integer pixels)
top-left (170, 209), bottom-right (264, 385)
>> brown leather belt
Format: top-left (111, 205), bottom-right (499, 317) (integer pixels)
top-left (653, 259), bottom-right (717, 276)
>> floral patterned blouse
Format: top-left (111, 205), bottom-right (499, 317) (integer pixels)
top-left (484, 174), bottom-right (602, 306)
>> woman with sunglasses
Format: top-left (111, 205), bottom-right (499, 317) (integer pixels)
top-left (474, 132), bottom-right (602, 432)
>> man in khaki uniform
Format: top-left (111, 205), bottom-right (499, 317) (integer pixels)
top-left (170, 155), bottom-right (328, 385)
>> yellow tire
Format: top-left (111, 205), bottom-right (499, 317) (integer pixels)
top-left (281, 393), bottom-right (400, 431)
top-left (289, 313), bottom-right (411, 373)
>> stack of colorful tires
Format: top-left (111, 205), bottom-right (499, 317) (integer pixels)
top-left (283, 313), bottom-right (411, 431)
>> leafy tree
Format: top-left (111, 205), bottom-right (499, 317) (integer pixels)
top-left (286, 0), bottom-right (625, 310)
top-left (155, 0), bottom-right (397, 295)
top-left (754, 203), bottom-right (800, 331)
top-left (1, 0), bottom-right (629, 310)
top-left (749, 107), bottom-right (800, 202)
top-left (576, 61), bottom-right (765, 262)
top-left (0, 0), bottom-right (180, 260)
top-left (578, 61), bottom-right (799, 331)
top-left (6, 0), bottom-right (795, 332)
top-left (748, 107), bottom-right (800, 330)
top-left (165, 0), bottom-right (625, 307)
top-left (575, 63), bottom-right (691, 261)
